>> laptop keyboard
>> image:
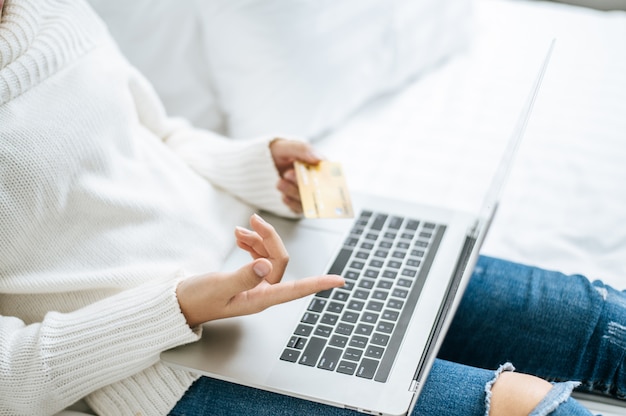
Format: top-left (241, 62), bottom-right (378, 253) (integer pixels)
top-left (280, 210), bottom-right (445, 382)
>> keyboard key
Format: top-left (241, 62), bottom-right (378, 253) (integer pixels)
top-left (382, 309), bottom-right (399, 321)
top-left (288, 336), bottom-right (307, 349)
top-left (392, 288), bottom-right (408, 299)
top-left (365, 345), bottom-right (384, 359)
top-left (343, 348), bottom-right (363, 361)
top-left (345, 238), bottom-right (359, 247)
top-left (358, 279), bottom-right (375, 290)
top-left (356, 358), bottom-right (379, 379)
top-left (356, 251), bottom-right (369, 259)
top-left (361, 312), bottom-right (379, 324)
top-left (401, 269), bottom-right (417, 278)
top-left (371, 333), bottom-right (390, 346)
top-left (372, 290), bottom-right (388, 301)
top-left (364, 269), bottom-right (379, 279)
top-left (374, 249), bottom-right (389, 258)
top-left (349, 335), bottom-right (368, 349)
top-left (407, 259), bottom-right (421, 267)
top-left (382, 270), bottom-right (397, 279)
top-left (315, 289), bottom-right (333, 298)
top-left (328, 248), bottom-right (353, 275)
top-left (315, 325), bottom-right (333, 337)
top-left (332, 291), bottom-right (349, 302)
top-left (371, 214), bottom-right (387, 231)
top-left (388, 260), bottom-right (402, 269)
top-left (337, 360), bottom-right (357, 375)
top-left (379, 241), bottom-right (392, 249)
top-left (388, 216), bottom-right (404, 230)
top-left (369, 259), bottom-right (384, 268)
top-left (329, 335), bottom-right (348, 348)
top-left (406, 220), bottom-right (419, 230)
top-left (398, 278), bottom-right (413, 287)
top-left (377, 322), bottom-right (395, 334)
top-left (318, 347), bottom-right (342, 371)
top-left (344, 270), bottom-right (359, 280)
top-left (361, 242), bottom-right (374, 250)
top-left (377, 280), bottom-right (393, 290)
top-left (350, 260), bottom-right (365, 270)
top-left (321, 313), bottom-right (338, 326)
top-left (366, 300), bottom-right (384, 312)
top-left (353, 289), bottom-right (369, 300)
top-left (327, 302), bottom-right (344, 314)
top-left (341, 311), bottom-right (359, 323)
top-left (336, 323), bottom-right (355, 336)
top-left (355, 323), bottom-right (374, 336)
top-left (308, 298), bottom-right (327, 313)
top-left (387, 299), bottom-right (404, 310)
top-left (295, 324), bottom-right (313, 336)
top-left (392, 251), bottom-right (406, 259)
top-left (280, 349), bottom-right (300, 363)
top-left (301, 312), bottom-right (319, 325)
top-left (347, 300), bottom-right (365, 311)
top-left (299, 337), bottom-right (326, 366)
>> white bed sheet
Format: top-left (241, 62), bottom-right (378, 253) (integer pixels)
top-left (316, 0), bottom-right (626, 291)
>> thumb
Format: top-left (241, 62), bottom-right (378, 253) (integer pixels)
top-left (230, 258), bottom-right (272, 294)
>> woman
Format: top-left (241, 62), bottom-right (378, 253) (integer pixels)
top-left (1, 1), bottom-right (623, 415)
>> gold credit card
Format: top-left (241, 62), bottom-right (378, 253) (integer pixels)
top-left (294, 161), bottom-right (354, 219)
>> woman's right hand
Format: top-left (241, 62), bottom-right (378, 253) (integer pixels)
top-left (176, 214), bottom-right (344, 327)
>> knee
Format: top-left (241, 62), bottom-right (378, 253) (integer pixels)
top-left (489, 372), bottom-right (552, 416)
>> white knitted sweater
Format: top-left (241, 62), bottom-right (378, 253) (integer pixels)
top-left (0, 0), bottom-right (294, 415)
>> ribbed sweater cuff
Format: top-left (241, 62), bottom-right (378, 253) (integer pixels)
top-left (86, 362), bottom-right (200, 416)
top-left (39, 279), bottom-right (200, 406)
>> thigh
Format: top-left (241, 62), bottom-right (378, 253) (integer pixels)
top-left (169, 359), bottom-right (493, 416)
top-left (439, 255), bottom-right (626, 397)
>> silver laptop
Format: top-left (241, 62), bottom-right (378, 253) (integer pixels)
top-left (161, 42), bottom-right (554, 416)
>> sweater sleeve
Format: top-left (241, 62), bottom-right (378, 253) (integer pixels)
top-left (126, 66), bottom-right (298, 218)
top-left (0, 278), bottom-right (200, 416)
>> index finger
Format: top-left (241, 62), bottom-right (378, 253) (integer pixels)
top-left (247, 275), bottom-right (345, 313)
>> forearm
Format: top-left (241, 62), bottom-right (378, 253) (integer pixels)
top-left (0, 279), bottom-right (199, 415)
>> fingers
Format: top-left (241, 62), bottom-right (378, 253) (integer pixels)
top-left (235, 214), bottom-right (289, 284)
top-left (276, 169), bottom-right (303, 213)
top-left (270, 139), bottom-right (323, 172)
top-left (245, 274), bottom-right (345, 313)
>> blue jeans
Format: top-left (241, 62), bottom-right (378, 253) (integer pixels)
top-left (170, 256), bottom-right (626, 415)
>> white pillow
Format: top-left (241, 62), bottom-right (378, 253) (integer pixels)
top-left (87, 0), bottom-right (226, 134)
top-left (197, 0), bottom-right (472, 139)
top-left (88, 0), bottom-right (471, 140)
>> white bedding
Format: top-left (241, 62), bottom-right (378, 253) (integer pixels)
top-left (316, 0), bottom-right (626, 291)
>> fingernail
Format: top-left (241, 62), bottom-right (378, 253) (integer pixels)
top-left (253, 213), bottom-right (266, 223)
top-left (253, 260), bottom-right (271, 277)
top-left (235, 226), bottom-right (251, 234)
top-left (284, 170), bottom-right (296, 182)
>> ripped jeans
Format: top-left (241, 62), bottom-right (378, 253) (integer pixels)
top-left (170, 256), bottom-right (626, 416)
